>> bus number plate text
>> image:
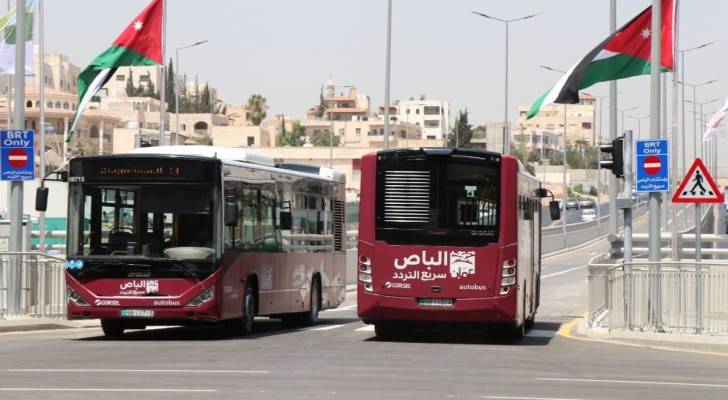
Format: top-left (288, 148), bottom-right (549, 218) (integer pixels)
top-left (417, 298), bottom-right (454, 308)
top-left (120, 309), bottom-right (154, 318)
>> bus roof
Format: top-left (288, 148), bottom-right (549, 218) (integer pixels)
top-left (130, 145), bottom-right (277, 167)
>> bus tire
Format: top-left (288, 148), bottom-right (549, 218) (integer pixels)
top-left (241, 281), bottom-right (257, 335)
top-left (294, 276), bottom-right (321, 327)
top-left (101, 319), bottom-right (125, 337)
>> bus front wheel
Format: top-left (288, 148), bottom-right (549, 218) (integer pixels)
top-left (101, 319), bottom-right (125, 337)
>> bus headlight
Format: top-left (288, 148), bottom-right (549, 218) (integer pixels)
top-left (67, 286), bottom-right (90, 307)
top-left (185, 286), bottom-right (215, 307)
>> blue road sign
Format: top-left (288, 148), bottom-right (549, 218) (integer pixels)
top-left (635, 138), bottom-right (669, 193)
top-left (1, 130), bottom-right (35, 181)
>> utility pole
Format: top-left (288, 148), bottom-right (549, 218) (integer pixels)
top-left (8, 0), bottom-right (26, 315)
top-left (608, 0), bottom-right (618, 240)
top-left (382, 0), bottom-right (392, 150)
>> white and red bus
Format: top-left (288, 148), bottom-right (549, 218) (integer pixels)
top-left (41, 146), bottom-right (347, 337)
top-left (357, 148), bottom-right (559, 339)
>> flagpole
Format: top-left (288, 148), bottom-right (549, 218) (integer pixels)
top-left (39, 0), bottom-right (46, 253)
top-left (670, 0), bottom-right (679, 260)
top-left (158, 0), bottom-right (166, 146)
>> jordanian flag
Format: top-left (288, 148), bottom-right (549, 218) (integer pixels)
top-left (67, 0), bottom-right (163, 142)
top-left (527, 0), bottom-right (674, 119)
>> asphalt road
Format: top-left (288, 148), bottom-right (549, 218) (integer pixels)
top-left (1, 219), bottom-right (727, 400)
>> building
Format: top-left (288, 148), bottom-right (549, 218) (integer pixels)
top-left (307, 80), bottom-right (370, 122)
top-left (516, 93), bottom-right (596, 147)
top-left (393, 99), bottom-right (450, 141)
top-left (512, 130), bottom-right (561, 159)
top-left (299, 118), bottom-right (422, 148)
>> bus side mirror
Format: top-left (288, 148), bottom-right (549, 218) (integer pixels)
top-left (549, 201), bottom-right (561, 221)
top-left (35, 187), bottom-right (49, 212)
top-left (224, 202), bottom-right (238, 227)
top-left (279, 212), bottom-right (292, 230)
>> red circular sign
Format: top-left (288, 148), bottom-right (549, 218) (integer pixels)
top-left (8, 148), bottom-right (28, 168)
top-left (643, 155), bottom-right (661, 175)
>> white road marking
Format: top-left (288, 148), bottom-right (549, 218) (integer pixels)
top-left (542, 265), bottom-right (585, 279)
top-left (483, 397), bottom-right (583, 400)
top-left (525, 329), bottom-right (557, 338)
top-left (6, 369), bottom-right (269, 374)
top-left (0, 388), bottom-right (215, 392)
top-left (355, 325), bottom-right (375, 332)
top-left (308, 324), bottom-right (347, 331)
top-left (537, 377), bottom-right (728, 389)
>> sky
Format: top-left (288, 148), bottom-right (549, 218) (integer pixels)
top-left (43, 0), bottom-right (728, 158)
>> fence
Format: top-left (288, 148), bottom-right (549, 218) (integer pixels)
top-left (588, 257), bottom-right (728, 334)
top-left (0, 252), bottom-right (66, 319)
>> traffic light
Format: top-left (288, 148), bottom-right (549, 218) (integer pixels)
top-left (599, 136), bottom-right (624, 178)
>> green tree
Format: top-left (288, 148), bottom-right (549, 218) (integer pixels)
top-left (279, 120), bottom-right (306, 146)
top-left (166, 58), bottom-right (176, 112)
top-left (125, 68), bottom-right (136, 97)
top-left (142, 73), bottom-right (156, 98)
top-left (316, 85), bottom-right (326, 119)
top-left (549, 150), bottom-right (564, 166)
top-left (246, 94), bottom-right (268, 126)
top-left (310, 130), bottom-right (340, 147)
top-left (200, 83), bottom-right (212, 113)
top-left (527, 150), bottom-right (541, 163)
top-left (447, 109), bottom-right (474, 147)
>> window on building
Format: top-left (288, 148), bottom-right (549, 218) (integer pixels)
top-left (355, 128), bottom-right (361, 136)
top-left (90, 125), bottom-right (99, 138)
top-left (406, 108), bottom-right (410, 114)
top-left (582, 122), bottom-right (592, 129)
top-left (139, 74), bottom-right (150, 82)
top-left (427, 135), bottom-right (436, 140)
top-left (55, 101), bottom-right (61, 109)
top-left (415, 109), bottom-right (420, 114)
top-left (47, 101), bottom-right (53, 108)
top-left (519, 111), bottom-right (527, 116)
top-left (181, 124), bottom-right (186, 131)
top-left (34, 101), bottom-right (39, 108)
top-left (415, 122), bottom-right (420, 126)
top-left (63, 102), bottom-right (69, 110)
top-left (247, 137), bottom-right (255, 146)
top-left (400, 130), bottom-right (406, 138)
top-left (424, 120), bottom-right (440, 128)
top-left (116, 75), bottom-right (125, 81)
top-left (338, 128), bottom-right (345, 135)
top-left (423, 106), bottom-right (440, 115)
top-left (25, 100), bottom-right (32, 108)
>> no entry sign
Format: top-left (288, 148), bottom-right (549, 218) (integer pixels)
top-left (1, 130), bottom-right (35, 181)
top-left (635, 139), bottom-right (669, 193)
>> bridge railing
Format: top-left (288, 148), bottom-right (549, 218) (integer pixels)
top-left (588, 257), bottom-right (728, 334)
top-left (0, 252), bottom-right (66, 319)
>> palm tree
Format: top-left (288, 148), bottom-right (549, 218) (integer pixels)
top-left (246, 94), bottom-right (268, 126)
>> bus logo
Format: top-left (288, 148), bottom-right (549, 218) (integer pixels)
top-left (449, 251), bottom-right (476, 278)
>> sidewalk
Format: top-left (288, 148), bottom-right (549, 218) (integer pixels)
top-left (568, 318), bottom-right (728, 355)
top-left (0, 317), bottom-right (99, 334)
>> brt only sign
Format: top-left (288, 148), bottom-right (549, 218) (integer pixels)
top-left (1, 130), bottom-right (34, 181)
top-left (635, 139), bottom-right (668, 193)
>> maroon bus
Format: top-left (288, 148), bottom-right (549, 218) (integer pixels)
top-left (47, 146), bottom-right (346, 337)
top-left (357, 148), bottom-right (559, 339)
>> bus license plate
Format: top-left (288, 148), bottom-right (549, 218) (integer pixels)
top-left (120, 309), bottom-right (154, 318)
top-left (417, 298), bottom-right (453, 308)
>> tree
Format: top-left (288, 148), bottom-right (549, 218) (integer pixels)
top-left (125, 68), bottom-right (136, 97)
top-left (246, 94), bottom-right (268, 126)
top-left (447, 109), bottom-right (474, 147)
top-left (193, 135), bottom-right (213, 146)
top-left (310, 130), bottom-right (340, 147)
top-left (549, 150), bottom-right (564, 166)
top-left (166, 58), bottom-right (176, 112)
top-left (200, 83), bottom-right (212, 113)
top-left (279, 120), bottom-right (306, 146)
top-left (527, 150), bottom-right (541, 163)
top-left (143, 74), bottom-right (156, 98)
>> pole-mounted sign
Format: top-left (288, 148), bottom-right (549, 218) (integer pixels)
top-left (1, 129), bottom-right (35, 181)
top-left (672, 158), bottom-right (723, 204)
top-left (635, 138), bottom-right (669, 192)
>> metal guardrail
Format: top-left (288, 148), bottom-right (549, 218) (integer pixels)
top-left (0, 252), bottom-right (66, 319)
top-left (588, 257), bottom-right (728, 334)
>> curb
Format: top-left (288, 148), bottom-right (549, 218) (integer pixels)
top-left (0, 322), bottom-right (98, 334)
top-left (559, 315), bottom-right (728, 357)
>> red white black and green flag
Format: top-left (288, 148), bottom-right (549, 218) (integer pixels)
top-left (527, 0), bottom-right (675, 119)
top-left (67, 0), bottom-right (163, 142)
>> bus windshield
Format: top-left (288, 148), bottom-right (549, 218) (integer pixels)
top-left (375, 153), bottom-right (500, 246)
top-left (69, 184), bottom-right (217, 259)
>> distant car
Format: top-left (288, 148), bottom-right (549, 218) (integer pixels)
top-left (580, 208), bottom-right (597, 222)
top-left (565, 198), bottom-right (579, 210)
top-left (578, 198), bottom-right (596, 209)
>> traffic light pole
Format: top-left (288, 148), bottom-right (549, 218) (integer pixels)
top-left (608, 0), bottom-right (618, 241)
top-left (622, 130), bottom-right (634, 264)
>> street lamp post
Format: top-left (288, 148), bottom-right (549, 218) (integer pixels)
top-left (473, 10), bottom-right (541, 155)
top-left (679, 42), bottom-right (713, 174)
top-left (175, 40), bottom-right (209, 144)
top-left (627, 115), bottom-right (650, 139)
top-left (679, 79), bottom-right (718, 160)
top-left (686, 97), bottom-right (719, 159)
top-left (383, 0), bottom-right (392, 149)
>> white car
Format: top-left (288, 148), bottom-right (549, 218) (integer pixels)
top-left (580, 208), bottom-right (597, 222)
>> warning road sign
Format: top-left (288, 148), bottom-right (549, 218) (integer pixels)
top-left (0, 130), bottom-right (34, 181)
top-left (672, 158), bottom-right (724, 204)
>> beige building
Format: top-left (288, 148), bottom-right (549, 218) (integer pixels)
top-left (299, 118), bottom-right (421, 148)
top-left (512, 130), bottom-right (562, 159)
top-left (307, 80), bottom-right (370, 121)
top-left (516, 93), bottom-right (596, 147)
